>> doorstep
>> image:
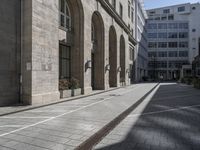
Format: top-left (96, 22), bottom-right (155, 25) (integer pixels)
top-left (0, 87), bottom-right (122, 117)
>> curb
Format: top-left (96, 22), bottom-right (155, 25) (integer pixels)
top-left (0, 86), bottom-right (127, 117)
top-left (75, 83), bottom-right (160, 150)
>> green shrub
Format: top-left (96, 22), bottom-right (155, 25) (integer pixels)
top-left (59, 79), bottom-right (70, 90)
top-left (70, 77), bottom-right (80, 89)
top-left (186, 77), bottom-right (193, 85)
top-left (181, 77), bottom-right (193, 85)
top-left (193, 78), bottom-right (200, 89)
top-left (181, 78), bottom-right (185, 83)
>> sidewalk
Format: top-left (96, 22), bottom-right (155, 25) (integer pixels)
top-left (0, 87), bottom-right (121, 116)
top-left (0, 83), bottom-right (157, 150)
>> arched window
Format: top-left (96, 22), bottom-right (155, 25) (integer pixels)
top-left (60, 0), bottom-right (71, 30)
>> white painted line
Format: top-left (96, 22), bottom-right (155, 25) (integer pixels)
top-left (153, 94), bottom-right (200, 101)
top-left (129, 104), bottom-right (200, 117)
top-left (0, 117), bottom-right (52, 119)
top-left (0, 125), bottom-right (27, 128)
top-left (0, 84), bottom-right (156, 137)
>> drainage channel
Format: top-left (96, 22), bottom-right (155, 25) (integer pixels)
top-left (75, 83), bottom-right (160, 150)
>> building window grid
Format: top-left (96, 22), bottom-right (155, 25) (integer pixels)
top-left (59, 0), bottom-right (71, 30)
top-left (163, 9), bottom-right (170, 14)
top-left (178, 6), bottom-right (185, 12)
top-left (148, 21), bottom-right (190, 71)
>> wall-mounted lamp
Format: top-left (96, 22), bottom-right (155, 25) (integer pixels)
top-left (86, 60), bottom-right (92, 69)
top-left (106, 64), bottom-right (110, 71)
top-left (118, 67), bottom-right (122, 72)
top-left (126, 69), bottom-right (130, 74)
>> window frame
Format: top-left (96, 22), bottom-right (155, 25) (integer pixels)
top-left (59, 0), bottom-right (71, 30)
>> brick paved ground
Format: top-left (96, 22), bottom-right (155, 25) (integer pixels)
top-left (94, 83), bottom-right (200, 150)
top-left (0, 83), bottom-right (157, 150)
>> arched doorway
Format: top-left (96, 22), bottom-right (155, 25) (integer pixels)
top-left (91, 12), bottom-right (105, 90)
top-left (109, 26), bottom-right (118, 87)
top-left (59, 0), bottom-right (84, 89)
top-left (120, 35), bottom-right (126, 85)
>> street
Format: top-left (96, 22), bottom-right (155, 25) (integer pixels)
top-left (0, 83), bottom-right (200, 150)
top-left (95, 83), bottom-right (200, 150)
top-left (0, 83), bottom-right (156, 150)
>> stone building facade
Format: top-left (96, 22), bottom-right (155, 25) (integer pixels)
top-left (0, 0), bottom-right (137, 106)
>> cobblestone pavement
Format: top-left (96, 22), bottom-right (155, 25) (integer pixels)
top-left (94, 83), bottom-right (200, 150)
top-left (0, 83), bottom-right (157, 150)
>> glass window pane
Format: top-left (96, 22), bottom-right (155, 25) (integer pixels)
top-left (60, 15), bottom-right (65, 27)
top-left (61, 0), bottom-right (65, 13)
top-left (62, 60), bottom-right (67, 78)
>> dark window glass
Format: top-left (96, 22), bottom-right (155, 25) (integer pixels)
top-left (148, 23), bottom-right (157, 29)
top-left (178, 6), bottom-right (185, 12)
top-left (59, 0), bottom-right (71, 29)
top-left (158, 33), bottom-right (167, 38)
top-left (179, 42), bottom-right (188, 48)
top-left (158, 52), bottom-right (167, 57)
top-left (163, 9), bottom-right (170, 13)
top-left (148, 42), bottom-right (157, 48)
top-left (192, 29), bottom-right (196, 32)
top-left (179, 32), bottom-right (188, 38)
top-left (158, 42), bottom-right (168, 48)
top-left (158, 23), bottom-right (167, 29)
top-left (168, 15), bottom-right (174, 20)
top-left (168, 23), bottom-right (178, 29)
top-left (169, 51), bottom-right (178, 57)
top-left (179, 51), bottom-right (188, 57)
top-left (59, 44), bottom-right (71, 79)
top-left (148, 52), bottom-right (157, 57)
top-left (148, 33), bottom-right (157, 38)
top-left (169, 42), bottom-right (178, 48)
top-left (179, 23), bottom-right (188, 29)
top-left (168, 32), bottom-right (178, 38)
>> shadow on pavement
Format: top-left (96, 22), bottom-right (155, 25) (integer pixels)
top-left (96, 83), bottom-right (200, 150)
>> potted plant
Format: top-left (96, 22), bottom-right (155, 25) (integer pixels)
top-left (120, 77), bottom-right (125, 86)
top-left (59, 79), bottom-right (72, 98)
top-left (70, 77), bottom-right (81, 96)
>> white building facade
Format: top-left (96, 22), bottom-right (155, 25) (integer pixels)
top-left (135, 0), bottom-right (148, 82)
top-left (147, 3), bottom-right (200, 80)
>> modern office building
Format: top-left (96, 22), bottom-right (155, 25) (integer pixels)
top-left (147, 3), bottom-right (200, 80)
top-left (0, 0), bottom-right (138, 106)
top-left (135, 0), bottom-right (148, 81)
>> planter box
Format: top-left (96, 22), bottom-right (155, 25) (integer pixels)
top-left (72, 88), bottom-right (82, 97)
top-left (60, 90), bottom-right (72, 98)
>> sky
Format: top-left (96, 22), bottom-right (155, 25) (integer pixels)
top-left (144, 0), bottom-right (200, 10)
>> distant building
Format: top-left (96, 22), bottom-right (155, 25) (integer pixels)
top-left (135, 0), bottom-right (148, 82)
top-left (146, 3), bottom-right (200, 80)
